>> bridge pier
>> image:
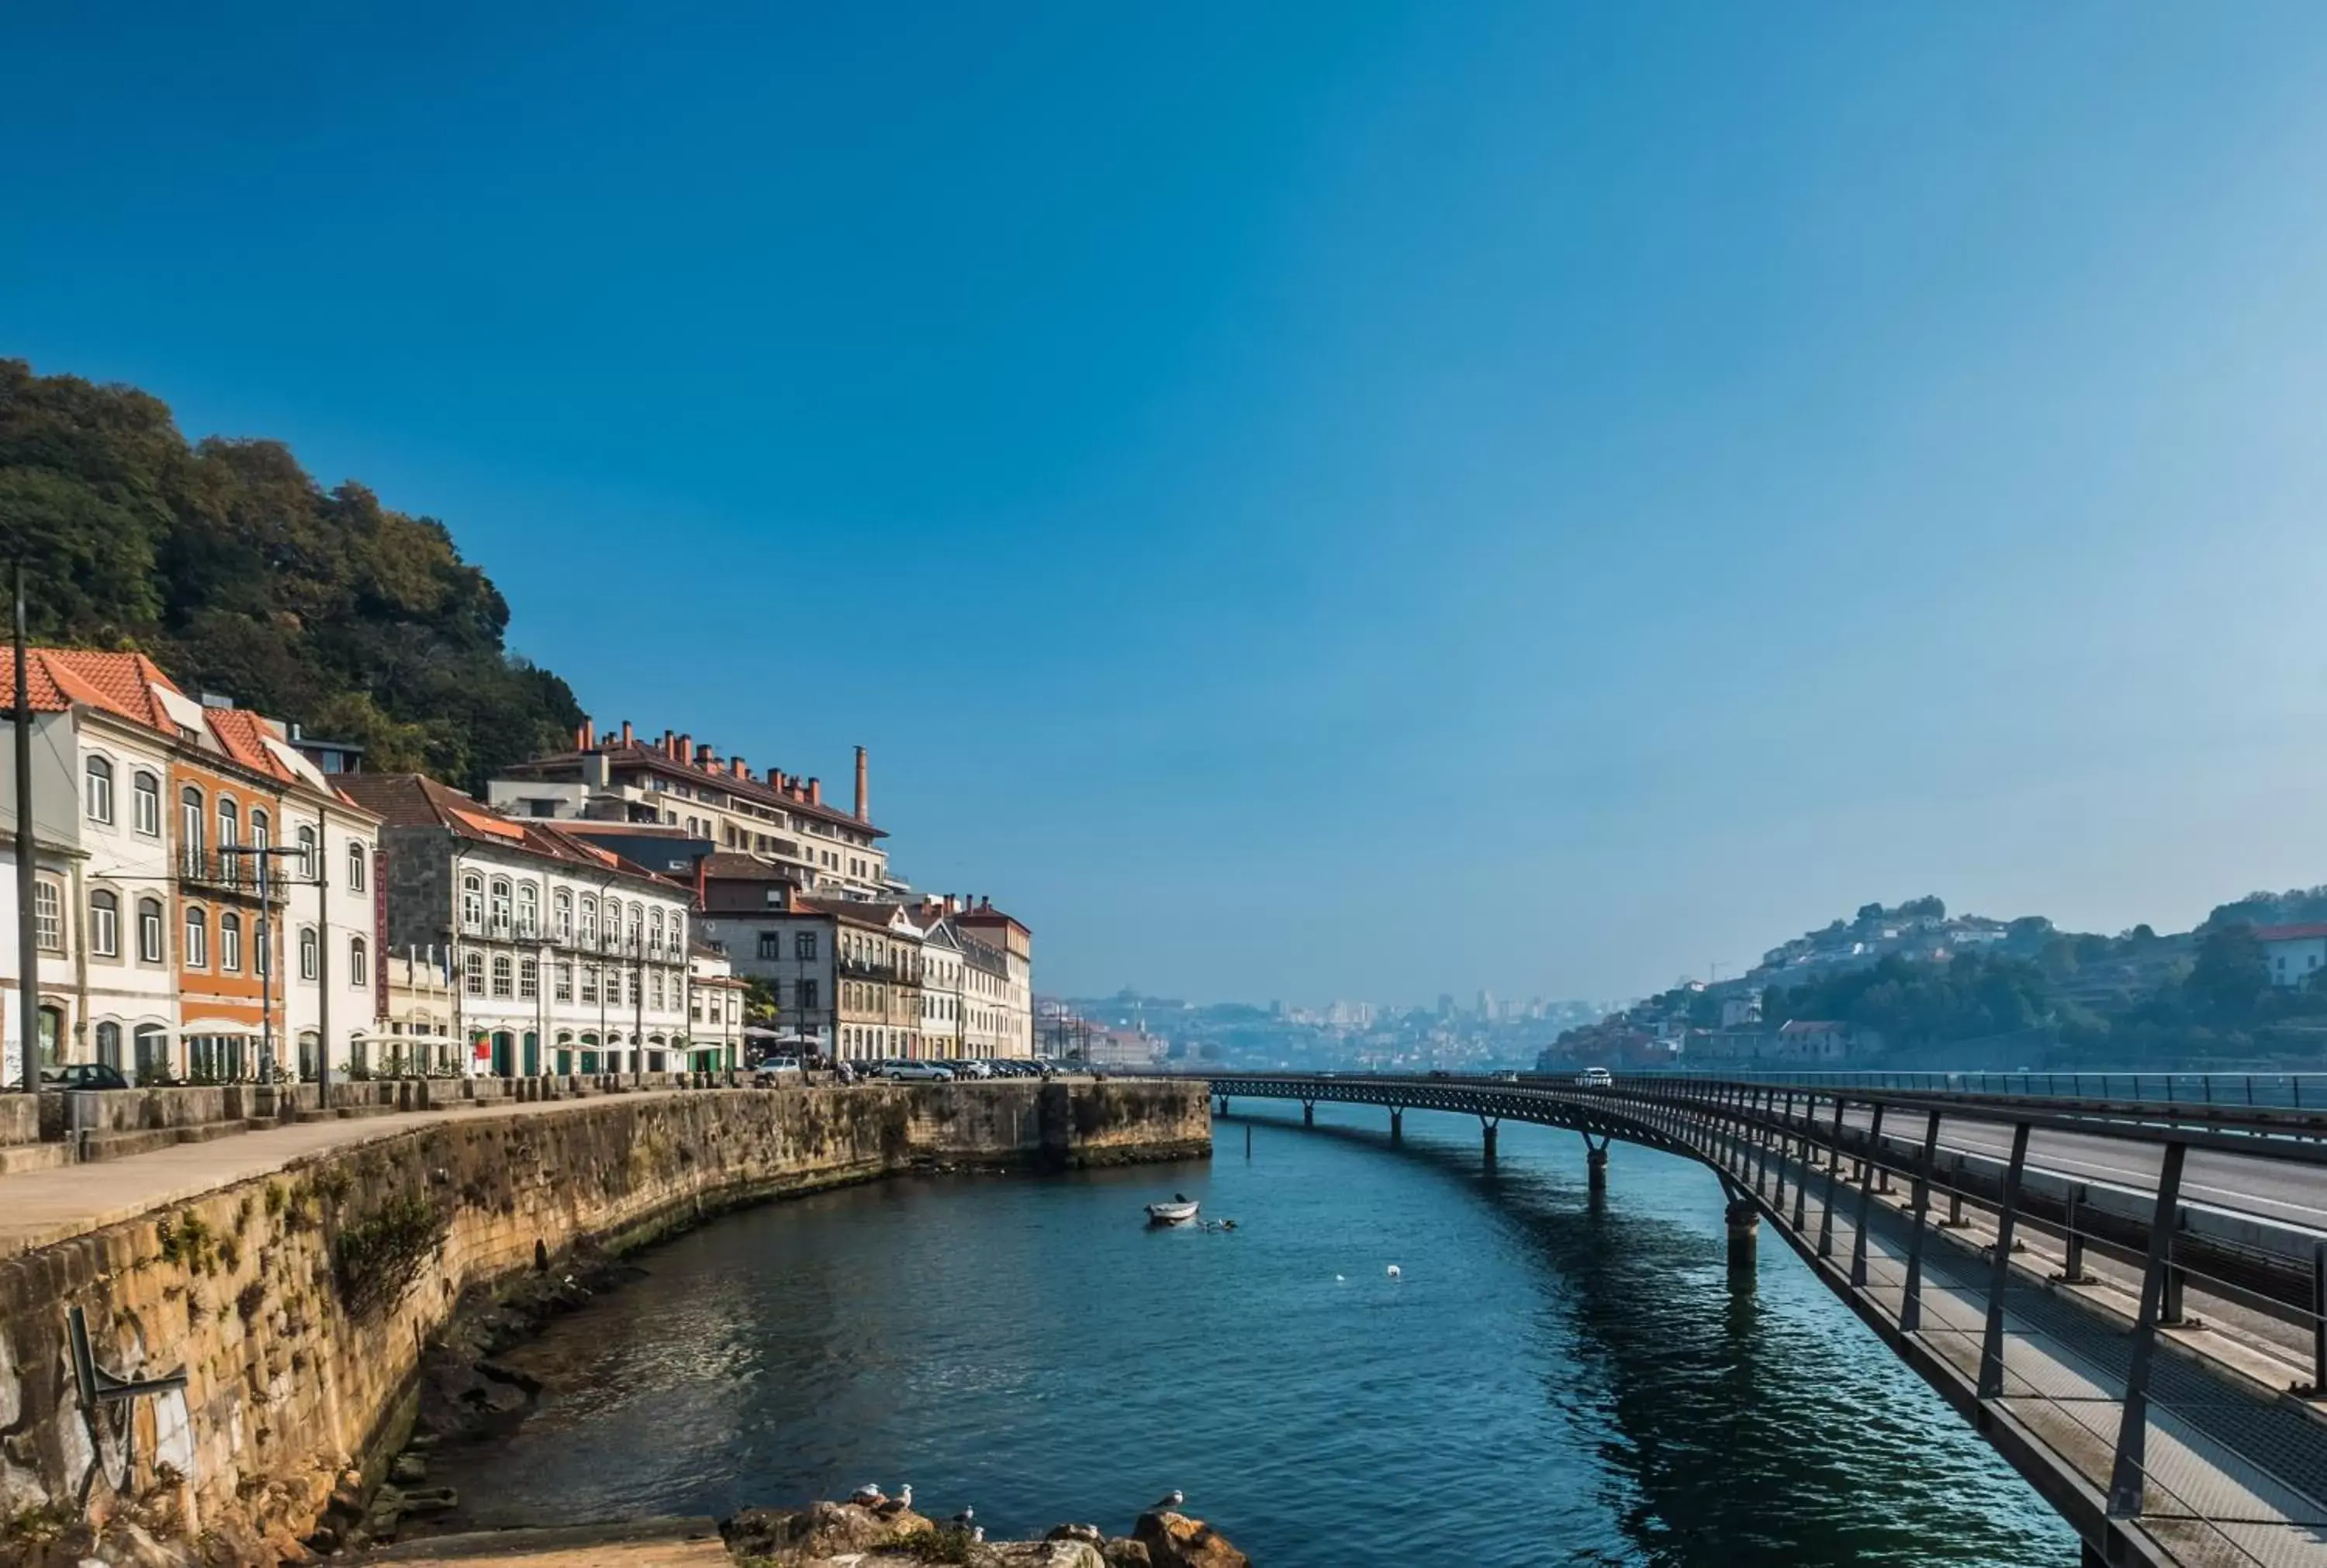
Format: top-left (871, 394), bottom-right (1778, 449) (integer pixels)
top-left (1389, 1107), bottom-right (1403, 1145)
top-left (1725, 1196), bottom-right (1759, 1280)
top-left (1585, 1136), bottom-right (1609, 1201)
top-left (1302, 1100), bottom-right (1315, 1128)
top-left (1481, 1117), bottom-right (1499, 1166)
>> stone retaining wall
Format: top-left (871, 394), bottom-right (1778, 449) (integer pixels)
top-left (0, 1080), bottom-right (1208, 1562)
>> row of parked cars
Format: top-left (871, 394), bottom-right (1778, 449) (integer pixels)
top-left (750, 1055), bottom-right (1081, 1084)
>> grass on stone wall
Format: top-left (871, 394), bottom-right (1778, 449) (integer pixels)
top-left (330, 1189), bottom-right (451, 1318)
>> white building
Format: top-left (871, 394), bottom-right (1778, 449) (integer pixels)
top-left (953, 900), bottom-right (1033, 1058)
top-left (2256, 923), bottom-right (2327, 989)
top-left (687, 943), bottom-right (748, 1071)
top-left (343, 774), bottom-right (694, 1076)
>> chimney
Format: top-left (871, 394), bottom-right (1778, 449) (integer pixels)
top-left (620, 720), bottom-right (634, 746)
top-left (854, 745), bottom-right (870, 823)
top-left (731, 755), bottom-right (748, 778)
top-left (577, 719), bottom-right (595, 750)
top-left (662, 728), bottom-right (677, 758)
top-left (678, 734), bottom-right (693, 768)
top-left (807, 777), bottom-right (822, 806)
top-left (766, 766), bottom-right (784, 789)
top-left (697, 744), bottom-right (714, 768)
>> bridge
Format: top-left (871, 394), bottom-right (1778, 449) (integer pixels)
top-left (1198, 1070), bottom-right (2327, 1568)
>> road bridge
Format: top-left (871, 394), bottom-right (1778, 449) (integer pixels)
top-left (1198, 1070), bottom-right (2327, 1568)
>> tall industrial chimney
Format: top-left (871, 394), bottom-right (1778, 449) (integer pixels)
top-left (854, 745), bottom-right (870, 823)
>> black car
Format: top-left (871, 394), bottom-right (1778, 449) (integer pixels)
top-left (43, 1062), bottom-right (130, 1091)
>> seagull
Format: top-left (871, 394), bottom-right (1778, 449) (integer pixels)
top-left (971, 1527), bottom-right (985, 1543)
top-left (949, 1508), bottom-right (976, 1528)
top-left (1335, 1273), bottom-right (1345, 1283)
top-left (849, 1483), bottom-right (884, 1507)
top-left (1153, 1489), bottom-right (1184, 1510)
top-left (1387, 1264), bottom-right (1402, 1279)
top-left (897, 1484), bottom-right (913, 1509)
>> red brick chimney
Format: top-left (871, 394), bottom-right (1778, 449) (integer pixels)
top-left (678, 734), bottom-right (693, 767)
top-left (854, 745), bottom-right (870, 823)
top-left (696, 744), bottom-right (714, 768)
top-left (731, 755), bottom-right (748, 778)
top-left (807, 776), bottom-right (822, 807)
top-left (577, 719), bottom-right (595, 749)
top-left (620, 720), bottom-right (634, 746)
top-left (662, 728), bottom-right (677, 758)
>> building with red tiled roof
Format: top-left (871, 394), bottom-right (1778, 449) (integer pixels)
top-left (337, 774), bottom-right (717, 1074)
top-left (2255, 924), bottom-right (2327, 989)
top-left (484, 720), bottom-right (897, 902)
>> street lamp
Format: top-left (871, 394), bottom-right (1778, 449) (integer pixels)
top-left (218, 842), bottom-right (315, 1086)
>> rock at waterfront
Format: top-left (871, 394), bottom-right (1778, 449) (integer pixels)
top-left (1132, 1511), bottom-right (1250, 1568)
top-left (1101, 1538), bottom-right (1155, 1566)
top-left (1046, 1522), bottom-right (1105, 1542)
top-left (984, 1544), bottom-right (1108, 1568)
top-left (721, 1499), bottom-right (934, 1562)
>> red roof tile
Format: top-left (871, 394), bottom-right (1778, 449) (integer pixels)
top-left (2254, 923), bottom-right (2327, 943)
top-left (0, 648), bottom-right (186, 732)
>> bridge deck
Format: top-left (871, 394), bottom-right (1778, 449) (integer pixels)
top-left (1208, 1072), bottom-right (2327, 1568)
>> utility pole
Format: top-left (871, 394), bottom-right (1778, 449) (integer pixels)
top-left (13, 564), bottom-right (39, 1093)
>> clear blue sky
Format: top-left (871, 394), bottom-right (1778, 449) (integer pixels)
top-left (10, 4), bottom-right (2327, 1007)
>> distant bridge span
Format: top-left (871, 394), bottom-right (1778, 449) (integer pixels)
top-left (1197, 1070), bottom-right (2327, 1568)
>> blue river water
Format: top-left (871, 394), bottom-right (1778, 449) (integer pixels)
top-left (457, 1103), bottom-right (2074, 1565)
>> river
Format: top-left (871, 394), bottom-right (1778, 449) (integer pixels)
top-left (451, 1102), bottom-right (2074, 1565)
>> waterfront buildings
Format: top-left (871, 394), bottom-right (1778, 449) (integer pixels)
top-left (2256, 923), bottom-right (2327, 989)
top-left (0, 650), bottom-right (382, 1085)
top-left (342, 773), bottom-right (700, 1076)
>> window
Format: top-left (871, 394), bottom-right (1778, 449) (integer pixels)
top-left (250, 807), bottom-right (269, 859)
top-left (216, 798), bottom-right (239, 882)
top-left (517, 882), bottom-right (538, 938)
top-left (554, 889), bottom-right (573, 942)
top-left (759, 932), bottom-right (783, 961)
top-left (180, 787), bottom-right (205, 872)
top-left (85, 756), bottom-right (115, 824)
top-left (627, 969), bottom-right (641, 1007)
top-left (297, 825), bottom-right (316, 879)
top-left (138, 899), bottom-right (164, 962)
top-left (800, 979), bottom-right (819, 1010)
top-left (185, 907), bottom-right (208, 968)
top-left (579, 897), bottom-right (598, 947)
top-left (650, 970), bottom-right (664, 1010)
top-left (520, 958), bottom-right (539, 1000)
top-left (464, 951), bottom-right (485, 996)
top-left (489, 877), bottom-right (512, 937)
top-left (133, 771), bottom-right (161, 837)
top-left (299, 925), bottom-right (318, 980)
top-left (461, 872), bottom-right (485, 932)
top-left (349, 935), bottom-right (368, 989)
top-left (554, 962), bottom-right (572, 1002)
top-left (90, 890), bottom-right (119, 957)
top-left (95, 1021), bottom-right (122, 1069)
top-left (669, 911), bottom-right (684, 955)
top-left (580, 966), bottom-right (599, 1004)
top-left (628, 904), bottom-right (642, 954)
top-left (649, 909), bottom-right (664, 957)
top-left (33, 880), bottom-right (61, 951)
top-left (796, 931), bottom-right (818, 960)
top-left (220, 911), bottom-right (242, 972)
top-left (347, 839), bottom-right (367, 891)
top-left (491, 954), bottom-right (513, 997)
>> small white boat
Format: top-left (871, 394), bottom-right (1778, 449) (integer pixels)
top-left (1146, 1198), bottom-right (1201, 1225)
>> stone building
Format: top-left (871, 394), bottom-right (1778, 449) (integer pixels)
top-left (953, 900), bottom-right (1034, 1058)
top-left (341, 773), bottom-right (693, 1076)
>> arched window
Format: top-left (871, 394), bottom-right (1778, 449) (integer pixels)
top-left (578, 896), bottom-right (598, 947)
top-left (297, 824), bottom-right (316, 879)
top-left (491, 955), bottom-right (512, 997)
top-left (132, 771), bottom-right (161, 837)
top-left (220, 911), bottom-right (242, 972)
top-left (249, 806), bottom-right (269, 857)
top-left (489, 877), bottom-right (513, 937)
top-left (348, 935), bottom-right (369, 988)
top-left (180, 786), bottom-right (205, 872)
top-left (464, 951), bottom-right (485, 995)
top-left (137, 898), bottom-right (164, 962)
top-left (216, 797), bottom-right (239, 882)
top-left (516, 882), bottom-right (538, 938)
top-left (184, 906), bottom-right (209, 968)
top-left (133, 1024), bottom-right (167, 1078)
top-left (553, 889), bottom-right (573, 942)
top-left (669, 910), bottom-right (685, 955)
top-left (299, 925), bottom-right (318, 980)
top-left (85, 755), bottom-right (115, 824)
top-left (650, 969), bottom-right (664, 1010)
top-left (649, 908), bottom-right (665, 957)
top-left (95, 1021), bottom-right (122, 1069)
top-left (628, 903), bottom-right (642, 954)
top-left (346, 838), bottom-right (367, 891)
top-left (460, 872), bottom-right (485, 933)
top-left (519, 958), bottom-right (539, 999)
top-left (90, 890), bottom-right (119, 958)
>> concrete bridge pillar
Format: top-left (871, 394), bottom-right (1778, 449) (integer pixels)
top-left (1481, 1117), bottom-right (1499, 1166)
top-left (1302, 1100), bottom-right (1315, 1128)
top-left (1586, 1141), bottom-right (1609, 1200)
top-left (1725, 1197), bottom-right (1760, 1281)
top-left (1389, 1108), bottom-right (1404, 1145)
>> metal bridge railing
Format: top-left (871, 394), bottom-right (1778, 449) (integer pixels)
top-left (1626, 1066), bottom-right (2327, 1113)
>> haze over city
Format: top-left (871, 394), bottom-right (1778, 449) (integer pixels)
top-left (9, 3), bottom-right (2327, 1003)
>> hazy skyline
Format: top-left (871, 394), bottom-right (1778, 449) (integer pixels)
top-left (9, 5), bottom-right (2327, 1002)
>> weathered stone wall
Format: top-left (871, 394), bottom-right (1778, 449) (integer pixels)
top-left (0, 1080), bottom-right (1207, 1561)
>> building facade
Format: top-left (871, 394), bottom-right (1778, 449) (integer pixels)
top-left (953, 900), bottom-right (1034, 1058)
top-left (343, 774), bottom-right (693, 1077)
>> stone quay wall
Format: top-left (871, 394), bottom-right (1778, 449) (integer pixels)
top-left (0, 1079), bottom-right (1209, 1559)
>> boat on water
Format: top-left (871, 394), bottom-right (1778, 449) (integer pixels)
top-left (1146, 1194), bottom-right (1201, 1225)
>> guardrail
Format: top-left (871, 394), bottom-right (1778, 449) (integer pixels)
top-left (1613, 1065), bottom-right (2327, 1111)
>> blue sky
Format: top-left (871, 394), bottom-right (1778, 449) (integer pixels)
top-left (10, 3), bottom-right (2327, 1006)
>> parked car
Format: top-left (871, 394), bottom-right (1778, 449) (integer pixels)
top-left (1575, 1065), bottom-right (1613, 1090)
top-left (885, 1062), bottom-right (956, 1083)
top-left (43, 1062), bottom-right (130, 1091)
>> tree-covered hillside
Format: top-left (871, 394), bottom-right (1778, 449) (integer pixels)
top-left (0, 359), bottom-right (581, 789)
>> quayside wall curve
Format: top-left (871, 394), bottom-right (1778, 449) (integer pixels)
top-left (0, 1079), bottom-right (1209, 1559)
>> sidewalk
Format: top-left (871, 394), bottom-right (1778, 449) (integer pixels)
top-left (0, 1089), bottom-right (690, 1262)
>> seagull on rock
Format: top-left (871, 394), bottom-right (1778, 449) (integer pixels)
top-left (971, 1526), bottom-right (985, 1544)
top-left (1153, 1489), bottom-right (1185, 1510)
top-left (949, 1508), bottom-right (976, 1528)
top-left (849, 1483), bottom-right (885, 1507)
